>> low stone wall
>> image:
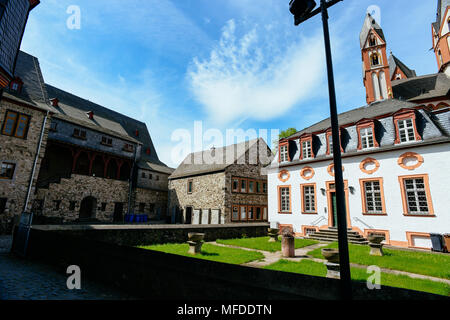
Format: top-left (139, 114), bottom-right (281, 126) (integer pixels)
top-left (20, 227), bottom-right (444, 300)
top-left (32, 223), bottom-right (270, 246)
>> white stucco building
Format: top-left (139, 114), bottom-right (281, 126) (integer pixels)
top-left (267, 6), bottom-right (450, 250)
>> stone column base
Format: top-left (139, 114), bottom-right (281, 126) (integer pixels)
top-left (369, 243), bottom-right (384, 256)
top-left (325, 262), bottom-right (340, 279)
top-left (187, 241), bottom-right (203, 255)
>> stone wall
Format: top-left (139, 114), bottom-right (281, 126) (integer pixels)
top-left (0, 100), bottom-right (49, 233)
top-left (169, 171), bottom-right (226, 223)
top-left (35, 174), bottom-right (130, 222)
top-left (136, 168), bottom-right (169, 191)
top-left (21, 227), bottom-right (444, 300)
top-left (133, 187), bottom-right (168, 219)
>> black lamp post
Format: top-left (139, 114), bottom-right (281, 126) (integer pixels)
top-left (289, 0), bottom-right (352, 300)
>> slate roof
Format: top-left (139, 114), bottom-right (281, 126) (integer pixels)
top-left (392, 73), bottom-right (450, 102)
top-left (5, 51), bottom-right (172, 172)
top-left (389, 54), bottom-right (417, 79)
top-left (2, 51), bottom-right (56, 112)
top-left (287, 99), bottom-right (419, 139)
top-left (360, 13), bottom-right (385, 49)
top-left (169, 138), bottom-right (272, 180)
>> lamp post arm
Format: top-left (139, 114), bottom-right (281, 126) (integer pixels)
top-left (294, 0), bottom-right (343, 25)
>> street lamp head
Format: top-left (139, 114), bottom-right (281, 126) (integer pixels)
top-left (289, 0), bottom-right (317, 19)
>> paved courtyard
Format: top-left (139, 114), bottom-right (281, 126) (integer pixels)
top-left (0, 236), bottom-right (134, 300)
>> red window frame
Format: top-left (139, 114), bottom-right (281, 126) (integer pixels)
top-left (393, 109), bottom-right (421, 144)
top-left (278, 140), bottom-right (290, 163)
top-left (356, 119), bottom-right (379, 150)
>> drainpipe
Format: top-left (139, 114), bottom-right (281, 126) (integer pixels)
top-left (23, 110), bottom-right (49, 213)
top-left (126, 145), bottom-right (138, 220)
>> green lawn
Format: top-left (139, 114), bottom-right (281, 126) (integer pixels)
top-left (216, 237), bottom-right (318, 253)
top-left (307, 242), bottom-right (450, 279)
top-left (264, 260), bottom-right (450, 296)
top-left (138, 243), bottom-right (264, 265)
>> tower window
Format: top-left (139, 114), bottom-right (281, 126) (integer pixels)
top-left (371, 53), bottom-right (380, 66)
top-left (369, 36), bottom-right (376, 47)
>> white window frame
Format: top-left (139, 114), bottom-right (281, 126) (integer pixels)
top-left (398, 119), bottom-right (416, 143)
top-left (303, 186), bottom-right (316, 213)
top-left (280, 145), bottom-right (288, 162)
top-left (302, 140), bottom-right (312, 159)
top-left (403, 178), bottom-right (429, 215)
top-left (360, 127), bottom-right (375, 149)
top-left (363, 181), bottom-right (383, 214)
top-left (280, 187), bottom-right (290, 213)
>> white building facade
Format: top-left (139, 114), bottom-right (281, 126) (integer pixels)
top-left (268, 7), bottom-right (450, 250)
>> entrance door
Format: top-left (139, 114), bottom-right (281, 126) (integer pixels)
top-left (331, 192), bottom-right (338, 227)
top-left (185, 207), bottom-right (193, 224)
top-left (113, 203), bottom-right (124, 223)
top-left (79, 197), bottom-right (97, 221)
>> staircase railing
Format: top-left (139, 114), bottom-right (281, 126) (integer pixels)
top-left (310, 215), bottom-right (326, 226)
top-left (353, 217), bottom-right (374, 229)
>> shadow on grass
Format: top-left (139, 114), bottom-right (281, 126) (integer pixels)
top-left (198, 252), bottom-right (219, 257)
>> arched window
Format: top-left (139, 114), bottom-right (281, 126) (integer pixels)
top-left (369, 36), bottom-right (376, 47)
top-left (371, 53), bottom-right (380, 66)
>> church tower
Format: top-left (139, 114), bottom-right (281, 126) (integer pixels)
top-left (360, 14), bottom-right (393, 105)
top-left (432, 0), bottom-right (450, 76)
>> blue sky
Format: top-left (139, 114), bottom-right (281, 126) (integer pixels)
top-left (21, 0), bottom-right (438, 168)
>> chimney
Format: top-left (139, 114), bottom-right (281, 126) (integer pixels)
top-left (86, 111), bottom-right (94, 120)
top-left (50, 98), bottom-right (59, 107)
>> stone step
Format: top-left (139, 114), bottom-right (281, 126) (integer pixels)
top-left (315, 230), bottom-right (362, 237)
top-left (307, 235), bottom-right (368, 245)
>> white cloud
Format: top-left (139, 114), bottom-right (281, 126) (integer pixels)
top-left (187, 19), bottom-right (325, 125)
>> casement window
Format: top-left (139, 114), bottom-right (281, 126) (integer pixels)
top-left (240, 206), bottom-right (247, 220)
top-left (328, 135), bottom-right (334, 155)
top-left (149, 174), bottom-right (153, 180)
top-left (256, 181), bottom-right (261, 193)
top-left (232, 178), bottom-right (239, 192)
top-left (248, 180), bottom-right (255, 193)
top-left (248, 207), bottom-right (255, 220)
top-left (301, 184), bottom-right (317, 214)
top-left (263, 182), bottom-right (267, 194)
top-left (69, 201), bottom-right (76, 211)
top-left (2, 111), bottom-right (30, 139)
top-left (279, 144), bottom-right (289, 162)
top-left (256, 207), bottom-right (262, 220)
top-left (187, 180), bottom-right (193, 194)
top-left (399, 175), bottom-right (434, 216)
top-left (156, 175), bottom-right (160, 181)
top-left (101, 136), bottom-right (113, 146)
top-left (397, 119), bottom-right (416, 143)
top-left (142, 172), bottom-right (146, 178)
top-left (232, 206), bottom-right (239, 221)
top-left (360, 127), bottom-right (375, 149)
top-left (302, 140), bottom-right (313, 159)
top-left (0, 162), bottom-right (15, 179)
top-left (123, 143), bottom-right (134, 152)
top-left (278, 186), bottom-right (291, 213)
top-left (361, 179), bottom-right (385, 214)
top-left (240, 179), bottom-right (247, 193)
top-left (73, 128), bottom-right (87, 139)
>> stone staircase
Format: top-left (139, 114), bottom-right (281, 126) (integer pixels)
top-left (307, 227), bottom-right (368, 245)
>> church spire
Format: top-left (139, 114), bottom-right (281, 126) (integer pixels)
top-left (360, 14), bottom-right (393, 104)
top-left (432, 0), bottom-right (450, 76)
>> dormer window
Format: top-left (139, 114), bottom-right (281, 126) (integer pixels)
top-left (357, 120), bottom-right (379, 150)
top-left (123, 143), bottom-right (134, 152)
top-left (328, 135), bottom-right (334, 155)
top-left (279, 143), bottom-right (289, 162)
top-left (301, 140), bottom-right (312, 159)
top-left (101, 136), bottom-right (112, 146)
top-left (86, 111), bottom-right (94, 120)
top-left (398, 119), bottom-right (416, 143)
top-left (73, 128), bottom-right (87, 139)
top-left (299, 134), bottom-right (314, 160)
top-left (9, 78), bottom-right (23, 93)
top-left (393, 110), bottom-right (421, 144)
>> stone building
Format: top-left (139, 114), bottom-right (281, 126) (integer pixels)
top-left (0, 51), bottom-right (173, 233)
top-left (268, 8), bottom-right (450, 250)
top-left (169, 138), bottom-right (273, 225)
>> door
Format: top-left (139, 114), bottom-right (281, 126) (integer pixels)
top-left (79, 197), bottom-right (97, 220)
top-left (113, 202), bottom-right (124, 223)
top-left (185, 207), bottom-right (193, 224)
top-left (331, 192), bottom-right (338, 227)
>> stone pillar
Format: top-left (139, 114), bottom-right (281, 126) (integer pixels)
top-left (281, 228), bottom-right (295, 257)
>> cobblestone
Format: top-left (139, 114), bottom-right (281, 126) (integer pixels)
top-left (0, 236), bottom-right (134, 300)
